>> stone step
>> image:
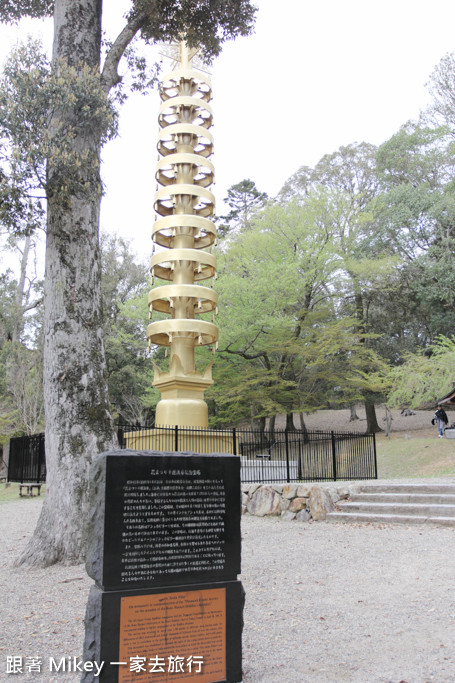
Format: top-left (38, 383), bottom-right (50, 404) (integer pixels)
top-left (356, 483), bottom-right (455, 495)
top-left (350, 492), bottom-right (455, 504)
top-left (326, 481), bottom-right (455, 525)
top-left (327, 481), bottom-right (455, 525)
top-left (326, 512), bottom-right (455, 527)
top-left (338, 502), bottom-right (455, 517)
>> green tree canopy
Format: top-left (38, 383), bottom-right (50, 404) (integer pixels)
top-left (387, 336), bottom-right (455, 409)
top-left (211, 192), bottom-right (389, 428)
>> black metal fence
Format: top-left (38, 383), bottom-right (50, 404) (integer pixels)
top-left (6, 426), bottom-right (377, 485)
top-left (117, 425), bottom-right (377, 483)
top-left (8, 432), bottom-right (46, 483)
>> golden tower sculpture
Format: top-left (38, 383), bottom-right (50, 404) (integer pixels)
top-left (147, 42), bottom-right (218, 428)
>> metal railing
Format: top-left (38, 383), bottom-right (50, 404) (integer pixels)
top-left (117, 425), bottom-right (377, 483)
top-left (6, 426), bottom-right (377, 486)
top-left (8, 432), bottom-right (46, 483)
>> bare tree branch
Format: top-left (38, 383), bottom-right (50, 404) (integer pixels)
top-left (22, 296), bottom-right (43, 313)
top-left (101, 13), bottom-right (147, 94)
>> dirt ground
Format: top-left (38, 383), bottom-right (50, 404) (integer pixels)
top-left (272, 405), bottom-right (452, 435)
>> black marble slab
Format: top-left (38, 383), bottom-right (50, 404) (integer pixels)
top-left (85, 451), bottom-right (241, 591)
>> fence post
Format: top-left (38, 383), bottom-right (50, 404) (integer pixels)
top-left (297, 439), bottom-right (302, 480)
top-left (39, 433), bottom-right (46, 483)
top-left (372, 432), bottom-right (378, 479)
top-left (2, 440), bottom-right (9, 482)
top-left (285, 428), bottom-right (291, 483)
top-left (331, 431), bottom-right (337, 481)
top-left (20, 437), bottom-right (25, 484)
top-left (174, 424), bottom-right (178, 452)
top-left (232, 428), bottom-right (237, 455)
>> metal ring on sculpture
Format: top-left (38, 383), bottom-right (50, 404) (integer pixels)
top-left (152, 215), bottom-right (216, 249)
top-left (160, 69), bottom-right (211, 102)
top-left (148, 285), bottom-right (218, 315)
top-left (154, 185), bottom-right (215, 218)
top-left (158, 97), bottom-right (213, 129)
top-left (156, 154), bottom-right (214, 188)
top-left (158, 108), bottom-right (212, 130)
top-left (160, 75), bottom-right (211, 103)
top-left (157, 123), bottom-right (213, 158)
top-left (149, 55), bottom-right (218, 374)
top-left (157, 123), bottom-right (214, 157)
top-left (146, 319), bottom-right (218, 347)
top-left (151, 249), bottom-right (216, 281)
top-left (158, 137), bottom-right (213, 159)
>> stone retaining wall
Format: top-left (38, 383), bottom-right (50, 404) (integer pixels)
top-left (241, 482), bottom-right (356, 521)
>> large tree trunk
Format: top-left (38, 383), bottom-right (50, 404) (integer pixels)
top-left (286, 412), bottom-right (297, 431)
top-left (268, 414), bottom-right (276, 441)
top-left (298, 411), bottom-right (309, 442)
top-left (349, 404), bottom-right (359, 421)
top-left (250, 414), bottom-right (266, 437)
top-left (384, 406), bottom-right (393, 438)
top-left (16, 0), bottom-right (116, 567)
top-left (364, 399), bottom-right (382, 434)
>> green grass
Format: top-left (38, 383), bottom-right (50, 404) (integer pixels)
top-left (0, 482), bottom-right (45, 503)
top-left (376, 432), bottom-right (455, 479)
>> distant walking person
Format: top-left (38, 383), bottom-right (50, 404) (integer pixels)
top-left (433, 404), bottom-right (448, 438)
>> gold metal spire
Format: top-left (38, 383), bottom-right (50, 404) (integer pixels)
top-left (147, 41), bottom-right (218, 428)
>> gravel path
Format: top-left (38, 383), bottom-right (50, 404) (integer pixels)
top-left (1, 495), bottom-right (455, 683)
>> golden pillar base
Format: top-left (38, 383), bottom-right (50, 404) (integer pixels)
top-left (153, 371), bottom-right (213, 428)
top-left (124, 428), bottom-right (238, 455)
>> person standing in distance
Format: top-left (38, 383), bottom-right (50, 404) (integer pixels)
top-left (433, 404), bottom-right (449, 438)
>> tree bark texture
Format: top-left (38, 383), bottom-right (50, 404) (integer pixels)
top-left (364, 399), bottom-right (382, 434)
top-left (349, 404), bottom-right (359, 421)
top-left (17, 0), bottom-right (117, 566)
top-left (286, 412), bottom-right (297, 431)
top-left (267, 414), bottom-right (276, 441)
top-left (298, 412), bottom-right (309, 442)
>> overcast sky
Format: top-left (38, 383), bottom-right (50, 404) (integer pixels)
top-left (2, 1), bottom-right (455, 258)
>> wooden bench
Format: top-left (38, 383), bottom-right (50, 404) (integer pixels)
top-left (19, 484), bottom-right (42, 497)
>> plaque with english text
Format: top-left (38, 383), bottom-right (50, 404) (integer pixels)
top-left (84, 581), bottom-right (244, 683)
top-left (118, 588), bottom-right (226, 683)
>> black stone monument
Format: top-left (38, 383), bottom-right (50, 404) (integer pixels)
top-left (81, 450), bottom-right (243, 683)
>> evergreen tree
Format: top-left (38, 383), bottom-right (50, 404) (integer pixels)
top-left (218, 178), bottom-right (268, 237)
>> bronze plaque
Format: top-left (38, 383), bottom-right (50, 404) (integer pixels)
top-left (118, 587), bottom-right (226, 683)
